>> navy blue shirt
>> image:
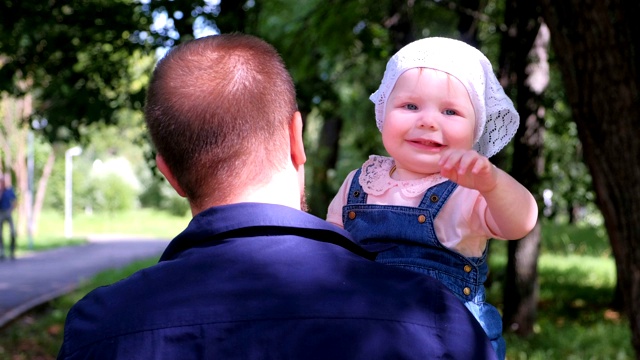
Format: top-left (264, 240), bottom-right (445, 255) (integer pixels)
top-left (58, 203), bottom-right (496, 359)
top-left (0, 188), bottom-right (16, 211)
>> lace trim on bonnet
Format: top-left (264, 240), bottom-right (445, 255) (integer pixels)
top-left (359, 155), bottom-right (447, 197)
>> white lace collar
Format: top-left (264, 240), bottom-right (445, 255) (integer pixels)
top-left (359, 155), bottom-right (448, 197)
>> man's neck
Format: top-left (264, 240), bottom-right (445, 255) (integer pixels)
top-left (190, 167), bottom-right (303, 216)
top-left (236, 169), bottom-right (302, 210)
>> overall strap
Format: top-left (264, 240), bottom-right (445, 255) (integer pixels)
top-left (417, 180), bottom-right (458, 217)
top-left (345, 168), bottom-right (368, 205)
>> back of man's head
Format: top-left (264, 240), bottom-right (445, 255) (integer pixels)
top-left (145, 34), bottom-right (298, 207)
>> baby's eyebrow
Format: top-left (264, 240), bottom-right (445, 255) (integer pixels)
top-left (394, 92), bottom-right (421, 101)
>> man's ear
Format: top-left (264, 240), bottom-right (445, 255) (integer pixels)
top-left (156, 154), bottom-right (187, 198)
top-left (289, 111), bottom-right (306, 168)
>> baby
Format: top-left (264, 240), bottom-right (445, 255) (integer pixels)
top-left (327, 37), bottom-right (538, 359)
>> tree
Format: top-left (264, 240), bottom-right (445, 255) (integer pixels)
top-left (0, 0), bottom-right (166, 238)
top-left (498, 0), bottom-right (547, 336)
top-left (0, 94), bottom-right (39, 238)
top-left (258, 0), bottom-right (478, 216)
top-left (0, 0), bottom-right (154, 141)
top-left (537, 0), bottom-right (640, 354)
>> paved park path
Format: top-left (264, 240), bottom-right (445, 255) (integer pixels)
top-left (0, 236), bottom-right (169, 329)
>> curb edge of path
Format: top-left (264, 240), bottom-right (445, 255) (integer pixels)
top-left (0, 283), bottom-right (77, 329)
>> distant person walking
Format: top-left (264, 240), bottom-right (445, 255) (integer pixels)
top-left (0, 173), bottom-right (17, 260)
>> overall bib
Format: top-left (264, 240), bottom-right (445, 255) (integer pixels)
top-left (343, 168), bottom-right (506, 359)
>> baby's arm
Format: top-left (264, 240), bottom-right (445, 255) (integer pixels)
top-left (326, 195), bottom-right (345, 228)
top-left (326, 170), bottom-right (358, 228)
top-left (439, 149), bottom-right (538, 239)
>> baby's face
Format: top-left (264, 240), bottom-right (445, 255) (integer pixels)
top-left (381, 68), bottom-right (476, 179)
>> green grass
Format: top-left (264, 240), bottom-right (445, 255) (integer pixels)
top-left (14, 208), bottom-right (190, 254)
top-left (487, 220), bottom-right (633, 359)
top-left (0, 215), bottom-right (635, 359)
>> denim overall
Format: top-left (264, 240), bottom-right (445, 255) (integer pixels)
top-left (343, 169), bottom-right (505, 359)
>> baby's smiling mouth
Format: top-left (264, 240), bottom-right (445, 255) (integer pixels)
top-left (408, 138), bottom-right (444, 148)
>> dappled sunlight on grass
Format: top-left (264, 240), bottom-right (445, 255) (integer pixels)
top-left (487, 225), bottom-right (632, 359)
top-left (504, 318), bottom-right (632, 360)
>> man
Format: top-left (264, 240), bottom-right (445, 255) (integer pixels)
top-left (0, 173), bottom-right (17, 260)
top-left (58, 34), bottom-right (496, 359)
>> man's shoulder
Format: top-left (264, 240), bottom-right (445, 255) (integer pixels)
top-left (59, 240), bottom-right (496, 359)
top-left (65, 240), bottom-right (452, 324)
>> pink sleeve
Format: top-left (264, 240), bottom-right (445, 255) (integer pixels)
top-left (435, 187), bottom-right (506, 257)
top-left (326, 170), bottom-right (358, 228)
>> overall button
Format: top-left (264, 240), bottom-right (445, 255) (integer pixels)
top-left (430, 194), bottom-right (439, 203)
top-left (463, 265), bottom-right (472, 273)
top-left (417, 214), bottom-right (427, 223)
top-left (348, 211), bottom-right (356, 220)
top-left (463, 287), bottom-right (472, 296)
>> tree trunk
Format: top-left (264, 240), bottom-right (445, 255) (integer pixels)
top-left (31, 150), bottom-right (55, 235)
top-left (14, 126), bottom-right (28, 236)
top-left (537, 0), bottom-right (640, 355)
top-left (499, 0), bottom-right (547, 337)
top-left (456, 0), bottom-right (480, 48)
top-left (1, 94), bottom-right (30, 237)
top-left (306, 115), bottom-right (343, 216)
top-left (385, 0), bottom-right (416, 51)
top-left (1, 94), bottom-right (15, 172)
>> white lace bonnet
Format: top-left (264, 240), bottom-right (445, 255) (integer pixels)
top-left (369, 37), bottom-right (519, 158)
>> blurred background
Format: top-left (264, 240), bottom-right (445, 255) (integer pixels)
top-left (0, 0), bottom-right (639, 359)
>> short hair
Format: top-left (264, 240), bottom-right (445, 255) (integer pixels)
top-left (145, 34), bottom-right (298, 206)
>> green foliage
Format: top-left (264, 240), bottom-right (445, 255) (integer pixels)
top-left (41, 109), bottom-right (170, 216)
top-left (41, 133), bottom-right (188, 218)
top-left (162, 193), bottom-right (191, 217)
top-left (538, 59), bottom-right (595, 223)
top-left (41, 148), bottom-right (72, 211)
top-left (138, 180), bottom-right (164, 209)
top-left (1, 0), bottom-right (598, 220)
top-left (41, 147), bottom-right (142, 215)
top-left (139, 177), bottom-right (190, 217)
top-left (0, 0), bottom-right (156, 142)
top-left (244, 0), bottom-right (479, 215)
top-left (87, 172), bottom-right (138, 213)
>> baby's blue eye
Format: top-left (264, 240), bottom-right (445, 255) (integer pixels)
top-left (444, 109), bottom-right (456, 115)
top-left (406, 104), bottom-right (418, 110)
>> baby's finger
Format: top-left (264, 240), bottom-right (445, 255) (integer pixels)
top-left (438, 149), bottom-right (453, 166)
top-left (456, 152), bottom-right (478, 175)
top-left (439, 150), bottom-right (460, 171)
top-left (471, 157), bottom-right (492, 175)
top-left (440, 166), bottom-right (458, 182)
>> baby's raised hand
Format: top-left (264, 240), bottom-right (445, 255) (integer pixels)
top-left (438, 149), bottom-right (498, 193)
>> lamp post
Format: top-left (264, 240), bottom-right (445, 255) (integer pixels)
top-left (65, 146), bottom-right (82, 239)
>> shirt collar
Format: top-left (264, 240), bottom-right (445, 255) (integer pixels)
top-left (160, 202), bottom-right (372, 261)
